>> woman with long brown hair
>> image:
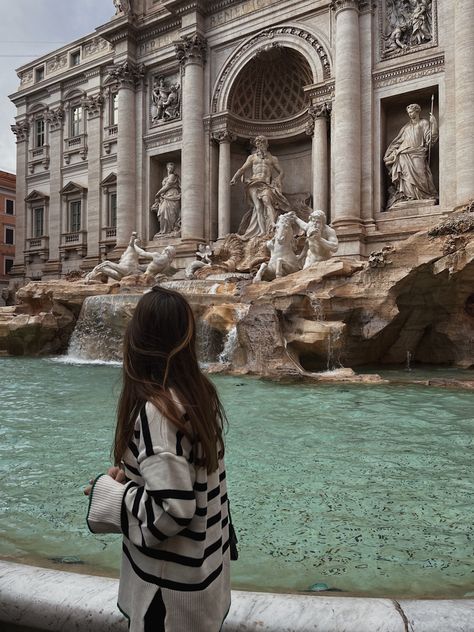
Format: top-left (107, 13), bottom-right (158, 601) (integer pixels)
top-left (85, 286), bottom-right (232, 632)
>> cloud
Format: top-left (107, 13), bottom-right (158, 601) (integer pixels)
top-left (0, 0), bottom-right (113, 173)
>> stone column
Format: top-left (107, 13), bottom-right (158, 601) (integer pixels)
top-left (455, 0), bottom-right (474, 205)
top-left (331, 0), bottom-right (362, 228)
top-left (306, 103), bottom-right (331, 214)
top-left (213, 130), bottom-right (236, 238)
top-left (175, 34), bottom-right (207, 241)
top-left (110, 61), bottom-right (144, 248)
top-left (45, 105), bottom-right (64, 267)
top-left (82, 93), bottom-right (104, 265)
top-left (10, 121), bottom-right (29, 276)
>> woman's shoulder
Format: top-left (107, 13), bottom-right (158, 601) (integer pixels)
top-left (141, 396), bottom-right (190, 454)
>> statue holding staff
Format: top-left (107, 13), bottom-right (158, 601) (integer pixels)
top-left (384, 102), bottom-right (438, 209)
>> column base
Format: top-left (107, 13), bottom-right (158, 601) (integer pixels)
top-left (42, 260), bottom-right (62, 279)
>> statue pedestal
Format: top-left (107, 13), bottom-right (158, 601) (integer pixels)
top-left (386, 198), bottom-right (438, 212)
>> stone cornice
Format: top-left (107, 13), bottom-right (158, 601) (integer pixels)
top-left (162, 0), bottom-right (207, 16)
top-left (206, 110), bottom-right (312, 140)
top-left (136, 18), bottom-right (181, 43)
top-left (373, 55), bottom-right (444, 88)
top-left (174, 33), bottom-right (207, 66)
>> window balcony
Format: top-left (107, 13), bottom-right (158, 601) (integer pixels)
top-left (59, 230), bottom-right (87, 258)
top-left (25, 236), bottom-right (49, 262)
top-left (28, 145), bottom-right (50, 173)
top-left (99, 226), bottom-right (117, 256)
top-left (103, 125), bottom-right (118, 155)
top-left (64, 134), bottom-right (88, 164)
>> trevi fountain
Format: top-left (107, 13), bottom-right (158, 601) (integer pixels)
top-left (1, 0), bottom-right (473, 630)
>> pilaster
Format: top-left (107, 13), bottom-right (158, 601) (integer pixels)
top-left (454, 0), bottom-right (474, 205)
top-left (45, 105), bottom-right (64, 266)
top-left (83, 93), bottom-right (104, 264)
top-left (10, 121), bottom-right (29, 277)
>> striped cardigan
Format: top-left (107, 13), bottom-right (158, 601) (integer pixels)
top-left (87, 400), bottom-right (231, 632)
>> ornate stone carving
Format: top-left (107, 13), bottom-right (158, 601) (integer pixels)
top-left (212, 26), bottom-right (331, 114)
top-left (81, 93), bottom-right (104, 118)
top-left (331, 0), bottom-right (361, 13)
top-left (46, 54), bottom-right (67, 74)
top-left (230, 135), bottom-right (291, 239)
top-left (83, 36), bottom-right (111, 57)
top-left (253, 213), bottom-right (301, 282)
top-left (106, 61), bottom-right (144, 89)
top-left (305, 102), bottom-right (332, 135)
top-left (382, 0), bottom-right (436, 58)
top-left (11, 120), bottom-right (29, 142)
top-left (212, 130), bottom-right (237, 144)
top-left (151, 76), bottom-right (181, 123)
top-left (113, 0), bottom-right (132, 15)
top-left (384, 102), bottom-right (438, 209)
top-left (151, 162), bottom-right (181, 237)
top-left (368, 246), bottom-right (394, 268)
top-left (174, 33), bottom-right (207, 66)
top-left (45, 106), bottom-right (64, 132)
top-left (292, 210), bottom-right (339, 268)
top-left (19, 70), bottom-right (33, 86)
top-left (373, 55), bottom-right (444, 87)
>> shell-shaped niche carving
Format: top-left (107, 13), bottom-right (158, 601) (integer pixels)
top-left (228, 46), bottom-right (313, 121)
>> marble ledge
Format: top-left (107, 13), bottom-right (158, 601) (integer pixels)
top-left (0, 561), bottom-right (474, 632)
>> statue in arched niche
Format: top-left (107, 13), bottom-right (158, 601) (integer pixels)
top-left (230, 135), bottom-right (291, 238)
top-left (151, 162), bottom-right (181, 236)
top-left (383, 102), bottom-right (438, 209)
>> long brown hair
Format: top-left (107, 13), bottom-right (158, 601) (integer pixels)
top-left (114, 286), bottom-right (226, 472)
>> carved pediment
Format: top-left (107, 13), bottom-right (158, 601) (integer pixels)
top-left (61, 181), bottom-right (87, 195)
top-left (25, 190), bottom-right (49, 203)
top-left (101, 172), bottom-right (117, 187)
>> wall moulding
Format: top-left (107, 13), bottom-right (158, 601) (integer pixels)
top-left (373, 54), bottom-right (444, 88)
top-left (206, 110), bottom-right (313, 140)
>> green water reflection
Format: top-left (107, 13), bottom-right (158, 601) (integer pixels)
top-left (0, 357), bottom-right (473, 598)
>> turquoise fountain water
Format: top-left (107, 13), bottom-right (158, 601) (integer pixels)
top-left (0, 356), bottom-right (473, 598)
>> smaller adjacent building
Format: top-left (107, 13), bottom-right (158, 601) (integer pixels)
top-left (0, 171), bottom-right (16, 291)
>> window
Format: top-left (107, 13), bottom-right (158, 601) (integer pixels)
top-left (35, 66), bottom-right (45, 82)
top-left (111, 92), bottom-right (119, 126)
top-left (70, 106), bottom-right (82, 137)
top-left (5, 199), bottom-right (14, 215)
top-left (5, 227), bottom-right (14, 245)
top-left (4, 258), bottom-right (14, 275)
top-left (33, 207), bottom-right (44, 238)
top-left (109, 192), bottom-right (117, 227)
top-left (69, 200), bottom-right (81, 233)
top-left (35, 119), bottom-right (45, 147)
top-left (70, 50), bottom-right (81, 66)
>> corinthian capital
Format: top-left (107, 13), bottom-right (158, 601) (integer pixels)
top-left (45, 105), bottom-right (65, 131)
top-left (11, 120), bottom-right (29, 142)
top-left (212, 130), bottom-right (236, 144)
top-left (174, 33), bottom-right (207, 66)
top-left (331, 0), bottom-right (361, 14)
top-left (106, 60), bottom-right (145, 89)
top-left (81, 92), bottom-right (104, 118)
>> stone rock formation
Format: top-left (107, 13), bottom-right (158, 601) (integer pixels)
top-left (1, 219), bottom-right (473, 380)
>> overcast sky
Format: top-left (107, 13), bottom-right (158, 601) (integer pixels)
top-left (0, 0), bottom-right (114, 174)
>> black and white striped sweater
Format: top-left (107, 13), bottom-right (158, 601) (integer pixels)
top-left (87, 400), bottom-right (231, 632)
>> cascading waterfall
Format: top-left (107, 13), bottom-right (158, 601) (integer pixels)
top-left (217, 305), bottom-right (250, 365)
top-left (66, 294), bottom-right (141, 362)
top-left (326, 328), bottom-right (343, 371)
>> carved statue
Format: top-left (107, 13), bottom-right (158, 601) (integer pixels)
top-left (231, 135), bottom-right (291, 239)
top-left (85, 232), bottom-right (140, 283)
top-left (383, 0), bottom-right (432, 55)
top-left (132, 242), bottom-right (177, 278)
top-left (253, 213), bottom-right (301, 283)
top-left (151, 162), bottom-right (181, 236)
top-left (151, 77), bottom-right (180, 122)
top-left (185, 244), bottom-right (214, 279)
top-left (291, 209), bottom-right (339, 267)
top-left (368, 246), bottom-right (394, 268)
top-left (384, 103), bottom-right (438, 209)
top-left (113, 0), bottom-right (131, 15)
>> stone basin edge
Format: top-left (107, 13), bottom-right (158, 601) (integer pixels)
top-left (0, 561), bottom-right (473, 632)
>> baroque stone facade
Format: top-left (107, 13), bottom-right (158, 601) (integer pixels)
top-left (9, 0), bottom-right (474, 279)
